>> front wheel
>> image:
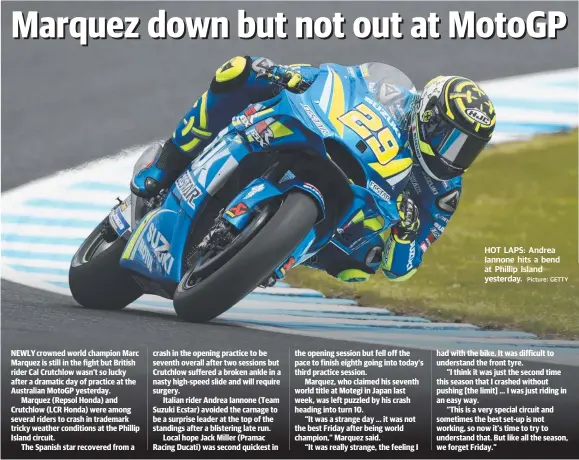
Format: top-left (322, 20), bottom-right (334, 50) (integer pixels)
top-left (69, 219), bottom-right (143, 310)
top-left (173, 191), bottom-right (318, 322)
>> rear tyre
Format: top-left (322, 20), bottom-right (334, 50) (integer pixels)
top-left (69, 219), bottom-right (143, 310)
top-left (173, 192), bottom-right (318, 322)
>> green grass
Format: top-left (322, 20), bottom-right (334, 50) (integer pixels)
top-left (288, 131), bottom-right (579, 339)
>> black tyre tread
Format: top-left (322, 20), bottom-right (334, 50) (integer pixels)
top-left (173, 192), bottom-right (318, 322)
top-left (69, 224), bottom-right (142, 310)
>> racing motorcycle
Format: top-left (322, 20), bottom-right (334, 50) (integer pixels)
top-left (69, 63), bottom-right (413, 322)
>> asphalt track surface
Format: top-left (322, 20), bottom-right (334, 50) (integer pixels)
top-left (2, 2), bottom-right (579, 457)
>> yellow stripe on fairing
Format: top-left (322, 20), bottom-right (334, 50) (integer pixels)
top-left (369, 158), bottom-right (412, 178)
top-left (327, 69), bottom-right (345, 137)
top-left (351, 210), bottom-right (365, 225)
top-left (362, 217), bottom-right (384, 232)
top-left (269, 121), bottom-right (293, 138)
top-left (121, 210), bottom-right (159, 260)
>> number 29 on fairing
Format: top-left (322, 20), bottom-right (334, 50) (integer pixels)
top-left (338, 102), bottom-right (400, 167)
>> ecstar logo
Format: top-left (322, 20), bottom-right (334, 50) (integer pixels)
top-left (369, 181), bottom-right (391, 202)
top-left (301, 104), bottom-right (331, 136)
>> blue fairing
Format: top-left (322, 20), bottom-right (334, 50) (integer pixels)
top-left (119, 64), bottom-right (413, 284)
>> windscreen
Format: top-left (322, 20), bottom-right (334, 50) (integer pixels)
top-left (362, 62), bottom-right (419, 129)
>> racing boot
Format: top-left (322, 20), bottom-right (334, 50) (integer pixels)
top-left (130, 138), bottom-right (193, 198)
top-left (304, 212), bottom-right (386, 283)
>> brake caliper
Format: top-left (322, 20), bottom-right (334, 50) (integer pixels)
top-left (187, 213), bottom-right (236, 269)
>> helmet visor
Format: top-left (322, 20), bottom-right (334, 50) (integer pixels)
top-left (420, 109), bottom-right (488, 170)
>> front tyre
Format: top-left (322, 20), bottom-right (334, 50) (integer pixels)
top-left (174, 191), bottom-right (318, 322)
top-left (69, 219), bottom-right (143, 310)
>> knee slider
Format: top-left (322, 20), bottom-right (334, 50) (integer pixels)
top-left (210, 56), bottom-right (252, 93)
top-left (337, 269), bottom-right (371, 283)
top-left (382, 267), bottom-right (417, 282)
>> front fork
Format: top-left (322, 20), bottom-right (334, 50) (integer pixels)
top-left (221, 176), bottom-right (325, 280)
top-left (106, 191), bottom-right (164, 242)
top-left (105, 195), bottom-right (133, 241)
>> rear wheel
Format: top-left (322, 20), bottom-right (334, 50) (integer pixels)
top-left (69, 219), bottom-right (143, 310)
top-left (173, 191), bottom-right (318, 322)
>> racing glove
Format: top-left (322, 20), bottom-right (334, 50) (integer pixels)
top-left (390, 194), bottom-right (420, 244)
top-left (259, 65), bottom-right (311, 93)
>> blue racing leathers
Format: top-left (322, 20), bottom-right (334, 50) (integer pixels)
top-left (305, 166), bottom-right (461, 283)
top-left (131, 56), bottom-right (462, 283)
top-left (131, 56), bottom-right (317, 196)
top-left (171, 57), bottom-right (318, 157)
top-left (380, 166), bottom-right (462, 282)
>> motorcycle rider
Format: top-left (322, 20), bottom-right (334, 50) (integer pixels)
top-left (131, 56), bottom-right (496, 283)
